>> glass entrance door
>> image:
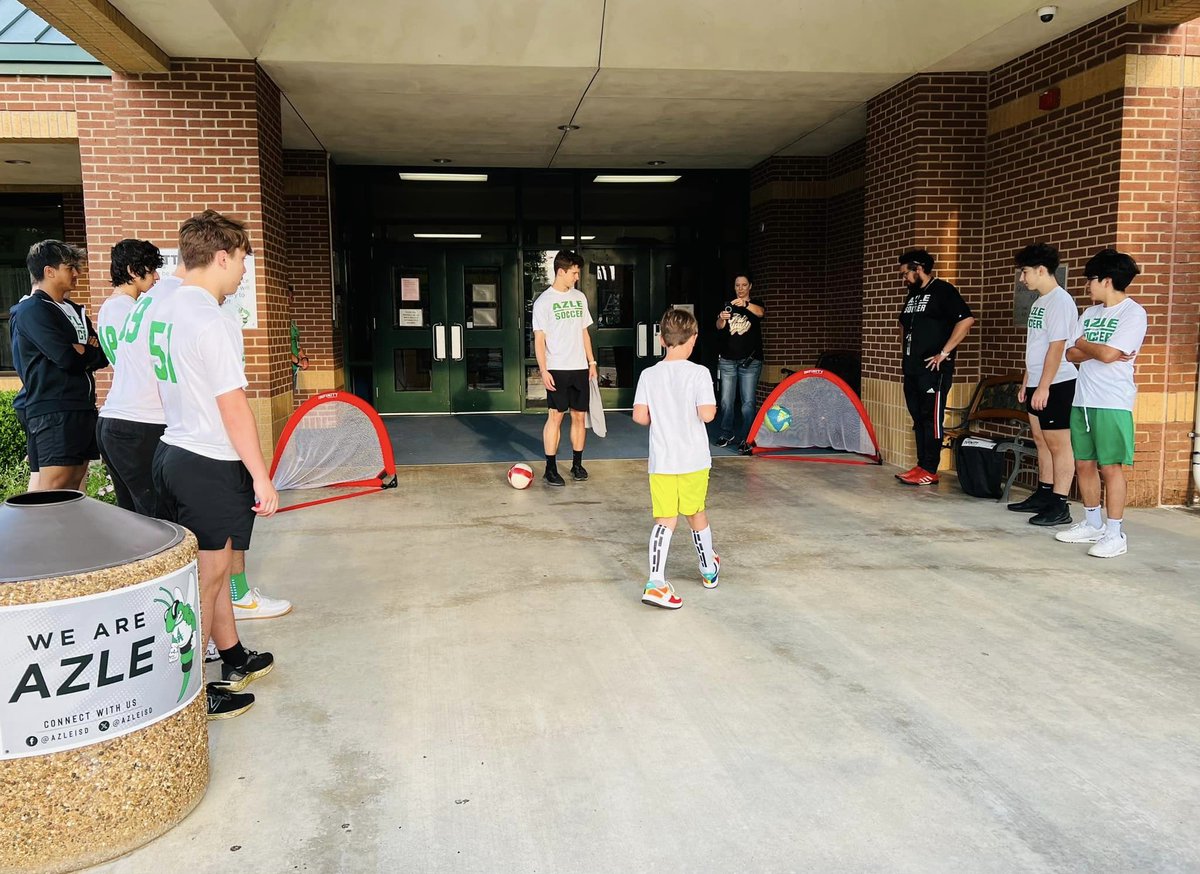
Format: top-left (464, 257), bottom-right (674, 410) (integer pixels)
top-left (445, 249), bottom-right (522, 412)
top-left (372, 245), bottom-right (522, 414)
top-left (581, 246), bottom-right (665, 408)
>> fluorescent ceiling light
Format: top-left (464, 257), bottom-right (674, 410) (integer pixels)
top-left (561, 235), bottom-right (596, 241)
top-left (593, 175), bottom-right (681, 183)
top-left (413, 233), bottom-right (483, 239)
top-left (399, 173), bottom-right (488, 182)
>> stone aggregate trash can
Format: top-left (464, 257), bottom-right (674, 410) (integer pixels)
top-left (0, 491), bottom-right (207, 874)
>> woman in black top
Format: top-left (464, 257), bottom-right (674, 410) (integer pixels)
top-left (714, 273), bottom-right (766, 454)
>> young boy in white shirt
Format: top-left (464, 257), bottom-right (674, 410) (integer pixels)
top-left (632, 308), bottom-right (720, 609)
top-left (149, 210), bottom-right (280, 719)
top-left (1010, 243), bottom-right (1078, 526)
top-left (1055, 249), bottom-right (1147, 559)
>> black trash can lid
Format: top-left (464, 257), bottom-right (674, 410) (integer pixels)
top-left (0, 491), bottom-right (185, 584)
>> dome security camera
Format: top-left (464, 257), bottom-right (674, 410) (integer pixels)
top-left (1037, 5), bottom-right (1057, 22)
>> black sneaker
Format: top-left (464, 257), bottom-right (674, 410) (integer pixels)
top-left (1007, 490), bottom-right (1052, 512)
top-left (738, 441), bottom-right (753, 456)
top-left (570, 464), bottom-right (589, 481)
top-left (220, 649), bottom-right (274, 692)
top-left (207, 682), bottom-right (254, 720)
top-left (543, 468), bottom-right (565, 487)
top-left (1029, 502), bottom-right (1072, 526)
top-left (713, 436), bottom-right (735, 447)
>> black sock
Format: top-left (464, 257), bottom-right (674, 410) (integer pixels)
top-left (1038, 482), bottom-right (1054, 493)
top-left (1052, 492), bottom-right (1068, 506)
top-left (572, 450), bottom-right (583, 468)
top-left (545, 454), bottom-right (557, 472)
top-left (219, 641), bottom-right (247, 667)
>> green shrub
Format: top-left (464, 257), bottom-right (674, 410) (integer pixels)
top-left (0, 459), bottom-right (117, 505)
top-left (0, 390), bottom-right (25, 467)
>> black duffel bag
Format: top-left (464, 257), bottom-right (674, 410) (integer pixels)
top-left (954, 435), bottom-right (1004, 499)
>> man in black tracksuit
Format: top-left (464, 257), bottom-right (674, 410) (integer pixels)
top-left (10, 240), bottom-right (108, 491)
top-left (895, 249), bottom-right (975, 486)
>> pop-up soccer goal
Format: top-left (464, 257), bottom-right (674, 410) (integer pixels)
top-left (270, 391), bottom-right (397, 512)
top-left (746, 368), bottom-right (882, 464)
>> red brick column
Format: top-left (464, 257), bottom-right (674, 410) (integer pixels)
top-left (283, 149), bottom-right (343, 407)
top-left (861, 74), bottom-right (988, 468)
top-left (74, 60), bottom-right (291, 457)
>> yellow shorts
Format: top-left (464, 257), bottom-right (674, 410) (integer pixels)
top-left (649, 469), bottom-right (710, 518)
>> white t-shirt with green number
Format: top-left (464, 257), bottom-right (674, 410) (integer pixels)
top-left (531, 286), bottom-right (593, 370)
top-left (1073, 297), bottom-right (1148, 411)
top-left (98, 276), bottom-right (181, 424)
top-left (152, 284), bottom-right (248, 461)
top-left (1025, 286), bottom-right (1079, 387)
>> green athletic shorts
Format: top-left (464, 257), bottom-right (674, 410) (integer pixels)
top-left (1070, 407), bottom-right (1134, 466)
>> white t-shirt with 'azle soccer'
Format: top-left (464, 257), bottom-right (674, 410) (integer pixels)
top-left (152, 284), bottom-right (248, 460)
top-left (1073, 297), bottom-right (1148, 411)
top-left (1025, 286), bottom-right (1079, 387)
top-left (633, 359), bottom-right (716, 475)
top-left (531, 286), bottom-right (593, 370)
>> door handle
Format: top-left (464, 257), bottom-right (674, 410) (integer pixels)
top-left (636, 322), bottom-right (648, 358)
top-left (433, 323), bottom-right (446, 361)
top-left (652, 323), bottom-right (664, 357)
top-left (450, 323), bottom-right (464, 361)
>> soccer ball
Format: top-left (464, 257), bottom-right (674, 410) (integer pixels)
top-left (764, 404), bottom-right (792, 433)
top-left (506, 462), bottom-right (534, 489)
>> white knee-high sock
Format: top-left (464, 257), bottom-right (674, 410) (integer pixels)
top-left (649, 524), bottom-right (672, 582)
top-left (691, 526), bottom-right (717, 574)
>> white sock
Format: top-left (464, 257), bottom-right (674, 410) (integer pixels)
top-left (1085, 506), bottom-right (1102, 528)
top-left (1106, 518), bottom-right (1123, 538)
top-left (691, 526), bottom-right (717, 574)
top-left (648, 524), bottom-right (672, 582)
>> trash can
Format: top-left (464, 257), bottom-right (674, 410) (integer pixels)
top-left (0, 491), bottom-right (207, 874)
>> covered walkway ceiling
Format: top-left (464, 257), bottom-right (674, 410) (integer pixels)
top-left (98, 1), bottom-right (1134, 168)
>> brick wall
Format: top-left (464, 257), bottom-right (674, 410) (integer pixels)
top-left (283, 149), bottom-right (343, 407)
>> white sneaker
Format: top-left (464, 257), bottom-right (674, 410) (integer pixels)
top-left (1087, 531), bottom-right (1128, 558)
top-left (1055, 520), bottom-right (1105, 544)
top-left (204, 640), bottom-right (220, 663)
top-left (232, 587), bottom-right (293, 620)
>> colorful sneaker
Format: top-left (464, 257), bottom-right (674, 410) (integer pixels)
top-left (232, 587), bottom-right (293, 620)
top-left (642, 580), bottom-right (682, 609)
top-left (207, 682), bottom-right (254, 720)
top-left (1055, 520), bottom-right (1105, 543)
top-left (1087, 531), bottom-right (1128, 558)
top-left (700, 555), bottom-right (721, 589)
top-left (204, 640), bottom-right (220, 663)
top-left (220, 649), bottom-right (275, 692)
top-left (894, 466), bottom-right (920, 481)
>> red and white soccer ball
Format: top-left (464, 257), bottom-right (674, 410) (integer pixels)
top-left (506, 462), bottom-right (534, 490)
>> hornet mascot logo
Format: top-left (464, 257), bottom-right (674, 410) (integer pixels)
top-left (154, 571), bottom-right (198, 702)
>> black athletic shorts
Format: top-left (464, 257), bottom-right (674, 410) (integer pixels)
top-left (96, 417), bottom-right (165, 516)
top-left (152, 442), bottom-right (256, 551)
top-left (15, 408), bottom-right (37, 473)
top-left (27, 409), bottom-right (99, 468)
top-left (547, 369), bottom-right (589, 413)
top-left (1025, 379), bottom-right (1075, 431)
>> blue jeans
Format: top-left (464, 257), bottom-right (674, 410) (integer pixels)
top-left (717, 357), bottom-right (762, 442)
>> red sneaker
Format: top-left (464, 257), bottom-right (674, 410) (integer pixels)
top-left (894, 466), bottom-right (919, 481)
top-left (904, 468), bottom-right (940, 486)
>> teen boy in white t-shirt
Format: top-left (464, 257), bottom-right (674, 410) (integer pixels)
top-left (96, 239), bottom-right (164, 515)
top-left (149, 210), bottom-right (279, 719)
top-left (531, 250), bottom-right (597, 486)
top-left (1010, 243), bottom-right (1079, 527)
top-left (1055, 249), bottom-right (1147, 559)
top-left (632, 308), bottom-right (719, 610)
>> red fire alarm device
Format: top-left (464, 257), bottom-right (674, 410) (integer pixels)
top-left (1039, 87), bottom-right (1061, 111)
